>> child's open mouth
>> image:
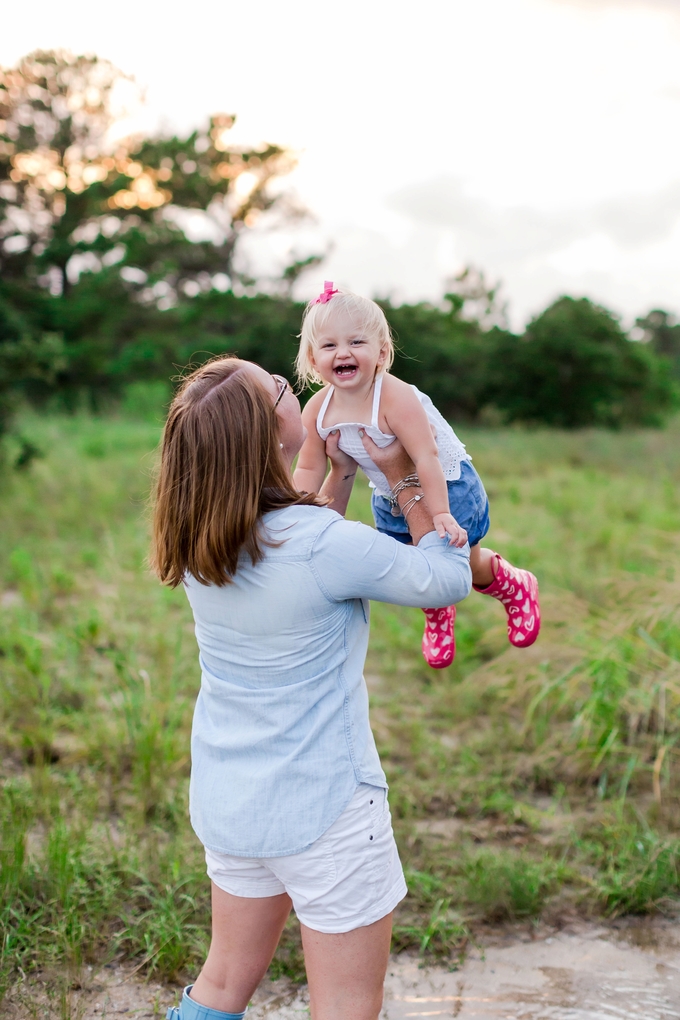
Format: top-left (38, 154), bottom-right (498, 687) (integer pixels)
top-left (334, 364), bottom-right (358, 378)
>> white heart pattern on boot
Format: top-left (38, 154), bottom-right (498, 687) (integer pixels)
top-left (474, 555), bottom-right (541, 648)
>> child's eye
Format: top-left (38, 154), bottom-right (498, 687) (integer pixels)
top-left (350, 339), bottom-right (365, 345)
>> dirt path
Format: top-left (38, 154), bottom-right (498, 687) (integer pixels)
top-left (7, 922), bottom-right (680, 1019)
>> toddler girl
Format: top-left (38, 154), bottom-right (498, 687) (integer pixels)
top-left (293, 282), bottom-right (540, 669)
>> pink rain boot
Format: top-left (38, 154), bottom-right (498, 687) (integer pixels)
top-left (421, 605), bottom-right (456, 669)
top-left (474, 554), bottom-right (540, 647)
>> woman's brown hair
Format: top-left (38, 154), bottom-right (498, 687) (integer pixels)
top-left (151, 357), bottom-right (322, 587)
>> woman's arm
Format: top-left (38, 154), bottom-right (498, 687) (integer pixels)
top-left (310, 433), bottom-right (472, 610)
top-left (312, 512), bottom-right (471, 610)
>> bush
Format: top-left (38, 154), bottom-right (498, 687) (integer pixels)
top-left (637, 309), bottom-right (680, 383)
top-left (3, 283), bottom-right (679, 432)
top-left (380, 297), bottom-right (501, 421)
top-left (490, 296), bottom-right (677, 428)
top-left (46, 282), bottom-right (306, 409)
top-left (0, 291), bottom-right (65, 438)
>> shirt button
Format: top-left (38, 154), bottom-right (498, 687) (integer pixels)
top-left (369, 835), bottom-right (373, 840)
top-left (370, 800), bottom-right (373, 805)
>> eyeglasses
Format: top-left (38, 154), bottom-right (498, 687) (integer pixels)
top-left (272, 374), bottom-right (291, 408)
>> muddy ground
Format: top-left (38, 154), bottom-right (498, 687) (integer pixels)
top-left (6, 918), bottom-right (680, 1019)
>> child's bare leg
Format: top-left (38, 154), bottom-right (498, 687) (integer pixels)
top-left (469, 545), bottom-right (496, 588)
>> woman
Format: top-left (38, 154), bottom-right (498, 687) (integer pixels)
top-left (153, 357), bottom-right (471, 1020)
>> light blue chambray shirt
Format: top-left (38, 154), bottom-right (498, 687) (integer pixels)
top-left (183, 504), bottom-right (471, 858)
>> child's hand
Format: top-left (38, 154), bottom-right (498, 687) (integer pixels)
top-left (433, 512), bottom-right (468, 547)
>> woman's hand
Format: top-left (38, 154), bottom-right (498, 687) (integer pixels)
top-left (358, 431), bottom-right (415, 488)
top-left (318, 431), bottom-right (357, 517)
top-left (359, 431), bottom-right (436, 545)
top-left (325, 430), bottom-right (357, 475)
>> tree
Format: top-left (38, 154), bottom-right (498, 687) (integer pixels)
top-left (0, 49), bottom-right (309, 407)
top-left (490, 296), bottom-right (676, 428)
top-left (636, 309), bottom-right (680, 382)
top-left (380, 294), bottom-right (501, 422)
top-left (443, 265), bottom-right (509, 331)
top-left (0, 51), bottom-right (298, 293)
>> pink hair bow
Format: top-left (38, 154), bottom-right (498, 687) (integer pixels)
top-left (313, 281), bottom-right (338, 304)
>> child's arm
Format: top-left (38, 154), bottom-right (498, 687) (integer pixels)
top-left (381, 377), bottom-right (468, 547)
top-left (293, 393), bottom-right (330, 494)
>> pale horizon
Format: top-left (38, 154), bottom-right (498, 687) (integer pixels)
top-left (3, 0), bottom-right (680, 329)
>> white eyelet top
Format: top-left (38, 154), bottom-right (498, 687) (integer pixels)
top-left (315, 374), bottom-right (471, 498)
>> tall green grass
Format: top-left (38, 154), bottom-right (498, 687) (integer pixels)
top-left (1, 412), bottom-right (680, 1008)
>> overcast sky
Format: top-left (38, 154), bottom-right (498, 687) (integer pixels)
top-left (3, 0), bottom-right (680, 327)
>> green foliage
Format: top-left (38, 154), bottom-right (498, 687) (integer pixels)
top-left (42, 285), bottom-right (307, 408)
top-left (380, 295), bottom-right (500, 420)
top-left (1, 52), bottom-right (679, 434)
top-left (460, 850), bottom-right (562, 921)
top-left (0, 781), bottom-right (211, 990)
top-left (0, 51), bottom-right (297, 293)
top-left (517, 605), bottom-right (680, 792)
top-left (172, 288), bottom-right (306, 376)
top-left (636, 309), bottom-right (680, 382)
top-left (393, 895), bottom-right (469, 959)
top-left (121, 380), bottom-right (171, 422)
top-left (2, 412), bottom-right (680, 1006)
top-left (576, 819), bottom-right (680, 915)
top-left (8, 279), bottom-right (677, 434)
top-left (381, 291), bottom-right (678, 428)
top-left (0, 49), bottom-right (312, 421)
top-left (490, 296), bottom-right (677, 427)
top-left (0, 290), bottom-right (65, 437)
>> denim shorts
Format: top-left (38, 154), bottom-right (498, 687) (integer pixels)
top-left (204, 783), bottom-right (406, 934)
top-left (371, 460), bottom-right (490, 547)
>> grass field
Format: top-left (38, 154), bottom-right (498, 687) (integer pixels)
top-left (1, 409), bottom-right (680, 1016)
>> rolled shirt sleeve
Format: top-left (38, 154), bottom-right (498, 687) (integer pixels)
top-left (311, 517), bottom-right (472, 609)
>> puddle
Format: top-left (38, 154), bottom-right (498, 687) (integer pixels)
top-left (5, 926), bottom-right (680, 1019)
top-left (377, 932), bottom-right (680, 1020)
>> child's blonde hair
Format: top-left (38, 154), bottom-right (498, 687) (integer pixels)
top-left (296, 288), bottom-right (395, 388)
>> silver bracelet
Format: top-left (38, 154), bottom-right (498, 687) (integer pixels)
top-left (402, 492), bottom-right (425, 519)
top-left (388, 474), bottom-right (421, 516)
top-left (392, 473), bottom-right (420, 495)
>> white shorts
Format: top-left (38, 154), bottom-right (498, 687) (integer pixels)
top-left (204, 783), bottom-right (407, 934)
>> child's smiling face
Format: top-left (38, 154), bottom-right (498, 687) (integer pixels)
top-left (311, 308), bottom-right (388, 389)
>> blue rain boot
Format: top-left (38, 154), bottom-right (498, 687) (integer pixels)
top-left (166, 985), bottom-right (246, 1020)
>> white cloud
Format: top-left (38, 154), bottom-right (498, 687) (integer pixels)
top-left (388, 175), bottom-right (680, 254)
top-left (596, 181), bottom-right (680, 245)
top-left (378, 175), bottom-right (680, 324)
